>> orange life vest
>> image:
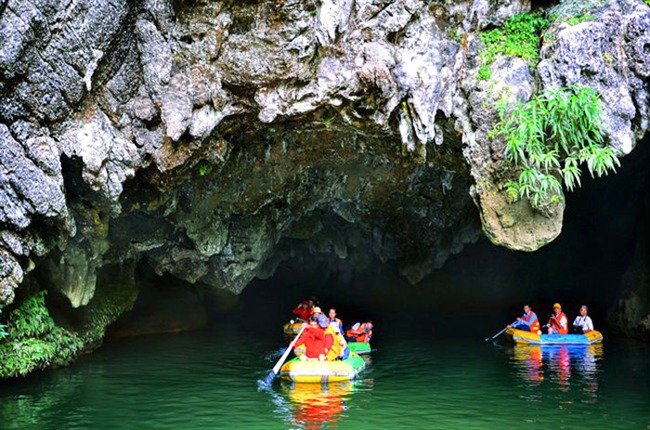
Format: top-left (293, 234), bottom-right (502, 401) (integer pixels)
top-left (346, 323), bottom-right (372, 343)
top-left (549, 311), bottom-right (568, 334)
top-left (522, 311), bottom-right (541, 334)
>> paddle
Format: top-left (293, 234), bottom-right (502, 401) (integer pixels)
top-left (485, 321), bottom-right (517, 342)
top-left (263, 324), bottom-right (306, 386)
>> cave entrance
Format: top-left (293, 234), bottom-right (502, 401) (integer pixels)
top-left (107, 133), bottom-right (649, 343)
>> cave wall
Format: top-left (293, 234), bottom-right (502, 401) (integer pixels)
top-left (0, 0), bottom-right (649, 370)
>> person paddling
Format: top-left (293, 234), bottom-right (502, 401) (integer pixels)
top-left (547, 303), bottom-right (569, 334)
top-left (572, 305), bottom-right (594, 333)
top-left (508, 304), bottom-right (541, 334)
top-left (293, 314), bottom-right (333, 361)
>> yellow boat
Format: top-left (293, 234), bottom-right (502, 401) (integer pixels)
top-left (505, 327), bottom-right (603, 345)
top-left (283, 321), bottom-right (303, 336)
top-left (280, 353), bottom-right (366, 383)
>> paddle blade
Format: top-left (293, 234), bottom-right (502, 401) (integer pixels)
top-left (262, 371), bottom-right (276, 387)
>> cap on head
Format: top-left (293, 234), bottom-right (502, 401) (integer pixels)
top-left (553, 303), bottom-right (561, 309)
top-left (317, 314), bottom-right (329, 328)
top-left (312, 306), bottom-right (322, 314)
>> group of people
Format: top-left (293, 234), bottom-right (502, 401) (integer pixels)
top-left (291, 299), bottom-right (373, 362)
top-left (509, 303), bottom-right (594, 335)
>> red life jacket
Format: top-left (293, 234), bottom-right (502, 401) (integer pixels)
top-left (292, 304), bottom-right (312, 321)
top-left (294, 326), bottom-right (334, 358)
top-left (549, 311), bottom-right (568, 334)
top-left (522, 311), bottom-right (541, 334)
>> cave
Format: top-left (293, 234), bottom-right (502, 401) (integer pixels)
top-left (2, 0), bottom-right (650, 428)
top-left (102, 132), bottom-right (649, 343)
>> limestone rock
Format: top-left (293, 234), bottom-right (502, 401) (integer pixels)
top-left (0, 0), bottom-right (647, 329)
top-left (476, 190), bottom-right (564, 252)
top-left (538, 0), bottom-right (650, 154)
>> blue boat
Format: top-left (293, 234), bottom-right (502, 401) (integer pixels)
top-left (506, 327), bottom-right (603, 345)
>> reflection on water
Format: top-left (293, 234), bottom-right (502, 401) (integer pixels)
top-left (508, 344), bottom-right (603, 399)
top-left (270, 372), bottom-right (375, 429)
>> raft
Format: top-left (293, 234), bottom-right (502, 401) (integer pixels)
top-left (283, 321), bottom-right (303, 336)
top-left (280, 352), bottom-right (366, 383)
top-left (505, 327), bottom-right (603, 345)
top-left (347, 342), bottom-right (371, 355)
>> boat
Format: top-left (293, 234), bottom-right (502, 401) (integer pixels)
top-left (294, 342), bottom-right (371, 357)
top-left (280, 352), bottom-right (366, 383)
top-left (283, 321), bottom-right (303, 336)
top-left (347, 342), bottom-right (371, 355)
top-left (505, 327), bottom-right (603, 345)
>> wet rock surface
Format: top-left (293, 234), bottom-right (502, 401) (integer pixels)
top-left (0, 0), bottom-right (648, 343)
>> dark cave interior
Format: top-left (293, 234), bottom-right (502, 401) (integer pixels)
top-left (111, 133), bottom-right (649, 342)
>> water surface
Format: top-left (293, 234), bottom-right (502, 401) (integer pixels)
top-left (0, 324), bottom-right (648, 429)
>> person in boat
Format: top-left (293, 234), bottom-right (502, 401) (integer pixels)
top-left (294, 314), bottom-right (334, 361)
top-left (508, 304), bottom-right (542, 334)
top-left (292, 299), bottom-right (314, 322)
top-left (325, 322), bottom-right (350, 361)
top-left (547, 303), bottom-right (569, 334)
top-left (312, 306), bottom-right (323, 317)
top-left (346, 322), bottom-right (373, 343)
top-left (572, 305), bottom-right (594, 333)
top-left (328, 308), bottom-right (343, 333)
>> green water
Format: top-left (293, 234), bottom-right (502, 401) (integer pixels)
top-left (0, 325), bottom-right (648, 429)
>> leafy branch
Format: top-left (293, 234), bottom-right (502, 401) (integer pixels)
top-left (492, 86), bottom-right (620, 206)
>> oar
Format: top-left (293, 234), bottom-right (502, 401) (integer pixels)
top-left (485, 321), bottom-right (516, 342)
top-left (263, 324), bottom-right (306, 386)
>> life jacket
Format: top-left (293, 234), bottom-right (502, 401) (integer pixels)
top-left (325, 325), bottom-right (348, 361)
top-left (329, 317), bottom-right (343, 332)
top-left (292, 304), bottom-right (312, 321)
top-left (294, 326), bottom-right (333, 359)
top-left (522, 311), bottom-right (541, 334)
top-left (549, 311), bottom-right (568, 334)
top-left (346, 323), bottom-right (372, 343)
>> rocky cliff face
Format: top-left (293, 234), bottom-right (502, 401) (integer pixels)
top-left (0, 0), bottom-right (649, 349)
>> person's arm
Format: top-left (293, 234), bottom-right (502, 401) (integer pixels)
top-left (292, 305), bottom-right (305, 317)
top-left (560, 315), bottom-right (568, 329)
top-left (586, 317), bottom-right (594, 332)
top-left (294, 333), bottom-right (306, 349)
top-left (522, 314), bottom-right (537, 327)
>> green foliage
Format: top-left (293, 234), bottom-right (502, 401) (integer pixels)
top-left (479, 12), bottom-right (550, 69)
top-left (0, 291), bottom-right (83, 378)
top-left (645, 0), bottom-right (650, 5)
top-left (565, 14), bottom-right (595, 25)
top-left (198, 162), bottom-right (214, 176)
top-left (0, 307), bottom-right (7, 341)
top-left (477, 65), bottom-right (492, 81)
top-left (493, 86), bottom-right (620, 207)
